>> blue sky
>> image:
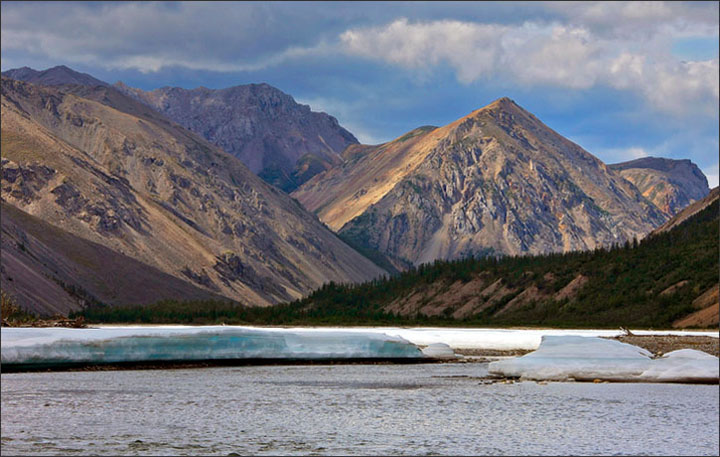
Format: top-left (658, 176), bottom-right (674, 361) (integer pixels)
top-left (2, 1), bottom-right (718, 186)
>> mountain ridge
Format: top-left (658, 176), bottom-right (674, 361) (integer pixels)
top-left (1, 202), bottom-right (224, 316)
top-left (3, 65), bottom-right (359, 192)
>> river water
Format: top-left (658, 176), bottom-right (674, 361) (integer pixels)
top-left (2, 362), bottom-right (718, 456)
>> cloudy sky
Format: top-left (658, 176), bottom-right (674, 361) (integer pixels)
top-left (2, 1), bottom-right (718, 186)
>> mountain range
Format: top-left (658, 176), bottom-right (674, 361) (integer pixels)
top-left (0, 65), bottom-right (713, 321)
top-left (1, 76), bottom-right (382, 314)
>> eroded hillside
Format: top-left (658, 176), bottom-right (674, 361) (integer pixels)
top-left (1, 77), bottom-right (384, 308)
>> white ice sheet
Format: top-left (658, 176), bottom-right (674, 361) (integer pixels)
top-left (0, 327), bottom-right (424, 365)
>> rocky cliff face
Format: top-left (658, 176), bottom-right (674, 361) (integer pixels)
top-left (113, 81), bottom-right (358, 191)
top-left (1, 77), bottom-right (384, 308)
top-left (609, 157), bottom-right (709, 216)
top-left (293, 98), bottom-right (668, 265)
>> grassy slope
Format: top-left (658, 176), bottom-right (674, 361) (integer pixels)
top-left (76, 199), bottom-right (718, 328)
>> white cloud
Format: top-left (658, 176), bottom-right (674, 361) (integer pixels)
top-left (595, 146), bottom-right (650, 164)
top-left (341, 18), bottom-right (506, 84)
top-left (338, 16), bottom-right (719, 118)
top-left (104, 42), bottom-right (334, 74)
top-left (545, 1), bottom-right (719, 38)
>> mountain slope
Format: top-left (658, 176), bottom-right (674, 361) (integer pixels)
top-left (649, 186), bottom-right (719, 236)
top-left (113, 81), bottom-right (358, 191)
top-left (1, 203), bottom-right (223, 316)
top-left (1, 77), bottom-right (384, 307)
top-left (1, 65), bottom-right (108, 87)
top-left (609, 157), bottom-right (709, 216)
top-left (293, 98), bottom-right (667, 265)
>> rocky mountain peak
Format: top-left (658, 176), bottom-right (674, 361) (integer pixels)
top-left (294, 97), bottom-right (668, 266)
top-left (609, 157), bottom-right (709, 216)
top-left (485, 96), bottom-right (518, 110)
top-left (113, 80), bottom-right (358, 191)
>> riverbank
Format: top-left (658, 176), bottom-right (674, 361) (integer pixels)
top-left (608, 334), bottom-right (719, 357)
top-left (452, 334), bottom-right (720, 359)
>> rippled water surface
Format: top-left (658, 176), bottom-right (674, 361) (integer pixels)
top-left (2, 363), bottom-right (718, 455)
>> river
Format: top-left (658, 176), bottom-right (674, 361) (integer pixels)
top-left (2, 362), bottom-right (718, 455)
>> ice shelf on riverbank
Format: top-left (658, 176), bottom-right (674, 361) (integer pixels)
top-left (0, 327), bottom-right (425, 366)
top-left (488, 335), bottom-right (720, 383)
top-left (157, 326), bottom-right (714, 351)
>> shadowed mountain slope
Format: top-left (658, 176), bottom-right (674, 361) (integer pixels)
top-left (1, 203), bottom-right (224, 316)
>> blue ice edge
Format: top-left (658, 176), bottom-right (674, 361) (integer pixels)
top-left (1, 327), bottom-right (425, 368)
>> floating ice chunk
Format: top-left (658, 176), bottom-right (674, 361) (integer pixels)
top-left (421, 343), bottom-right (458, 359)
top-left (640, 349), bottom-right (720, 383)
top-left (488, 335), bottom-right (720, 383)
top-left (0, 327), bottom-right (424, 367)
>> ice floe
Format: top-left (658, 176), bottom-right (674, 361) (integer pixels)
top-left (420, 343), bottom-right (458, 359)
top-left (488, 335), bottom-right (719, 383)
top-left (0, 327), bottom-right (424, 367)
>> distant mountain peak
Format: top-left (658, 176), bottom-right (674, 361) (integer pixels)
top-left (113, 81), bottom-right (359, 191)
top-left (610, 156), bottom-right (709, 216)
top-left (2, 65), bottom-right (108, 87)
top-left (488, 96), bottom-right (517, 108)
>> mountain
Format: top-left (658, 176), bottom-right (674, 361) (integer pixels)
top-left (609, 157), bottom-right (709, 216)
top-left (113, 81), bottom-right (358, 191)
top-left (1, 203), bottom-right (223, 316)
top-left (1, 77), bottom-right (384, 309)
top-left (1, 65), bottom-right (108, 87)
top-left (292, 97), bottom-right (668, 266)
top-left (649, 186), bottom-right (719, 236)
